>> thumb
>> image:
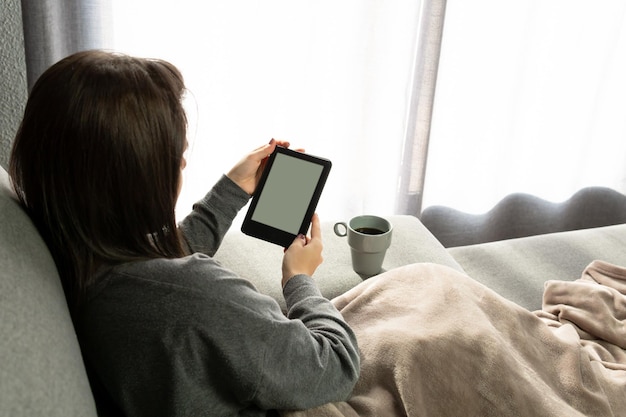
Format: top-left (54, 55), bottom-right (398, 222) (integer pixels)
top-left (254, 138), bottom-right (277, 160)
top-left (292, 233), bottom-right (307, 246)
top-left (284, 233), bottom-right (306, 252)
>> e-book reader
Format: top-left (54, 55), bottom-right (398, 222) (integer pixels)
top-left (241, 146), bottom-right (332, 247)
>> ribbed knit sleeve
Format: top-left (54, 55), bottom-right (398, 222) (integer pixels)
top-left (178, 174), bottom-right (250, 256)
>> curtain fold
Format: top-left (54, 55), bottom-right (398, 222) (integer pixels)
top-left (20, 0), bottom-right (113, 90)
top-left (396, 0), bottom-right (447, 217)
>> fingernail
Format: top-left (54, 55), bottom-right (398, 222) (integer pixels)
top-left (298, 234), bottom-right (306, 240)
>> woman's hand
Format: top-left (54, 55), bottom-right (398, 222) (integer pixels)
top-left (227, 138), bottom-right (290, 195)
top-left (282, 214), bottom-right (324, 287)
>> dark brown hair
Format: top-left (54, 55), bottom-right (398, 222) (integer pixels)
top-left (9, 50), bottom-right (189, 313)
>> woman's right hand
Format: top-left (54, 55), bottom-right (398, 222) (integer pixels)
top-left (281, 213), bottom-right (324, 287)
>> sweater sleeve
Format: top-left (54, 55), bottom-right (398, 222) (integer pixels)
top-left (178, 175), bottom-right (250, 256)
top-left (251, 275), bottom-right (361, 410)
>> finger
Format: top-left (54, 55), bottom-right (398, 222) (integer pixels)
top-left (288, 233), bottom-right (307, 250)
top-left (310, 213), bottom-right (321, 240)
top-left (251, 140), bottom-right (277, 161)
top-left (272, 138), bottom-right (291, 149)
top-left (251, 138), bottom-right (274, 152)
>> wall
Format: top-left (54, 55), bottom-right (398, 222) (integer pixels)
top-left (0, 0), bottom-right (27, 170)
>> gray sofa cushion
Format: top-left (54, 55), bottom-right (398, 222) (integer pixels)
top-left (0, 167), bottom-right (97, 417)
top-left (216, 215), bottom-right (463, 310)
top-left (449, 224), bottom-right (626, 311)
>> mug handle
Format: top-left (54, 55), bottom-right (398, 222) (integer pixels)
top-left (333, 222), bottom-right (348, 237)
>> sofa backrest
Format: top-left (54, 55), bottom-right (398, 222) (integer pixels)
top-left (421, 186), bottom-right (626, 247)
top-left (0, 166), bottom-right (97, 416)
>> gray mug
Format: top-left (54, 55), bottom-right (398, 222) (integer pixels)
top-left (333, 215), bottom-right (393, 278)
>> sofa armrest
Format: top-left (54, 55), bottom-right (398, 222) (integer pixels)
top-left (449, 224), bottom-right (626, 311)
top-left (0, 167), bottom-right (97, 416)
top-left (215, 215), bottom-right (462, 309)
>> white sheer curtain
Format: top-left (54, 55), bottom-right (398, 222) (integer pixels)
top-left (424, 0), bottom-right (626, 214)
top-left (110, 1), bottom-right (425, 223)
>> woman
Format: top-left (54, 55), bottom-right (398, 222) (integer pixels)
top-left (9, 50), bottom-right (359, 416)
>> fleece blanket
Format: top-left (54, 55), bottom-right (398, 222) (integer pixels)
top-left (282, 261), bottom-right (626, 417)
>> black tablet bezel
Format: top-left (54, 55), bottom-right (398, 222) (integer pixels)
top-left (241, 146), bottom-right (332, 247)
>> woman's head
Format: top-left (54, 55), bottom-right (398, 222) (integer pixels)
top-left (9, 50), bottom-right (189, 311)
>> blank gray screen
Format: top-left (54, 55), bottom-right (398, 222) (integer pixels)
top-left (251, 153), bottom-right (324, 234)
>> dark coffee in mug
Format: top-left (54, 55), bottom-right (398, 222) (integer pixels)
top-left (355, 227), bottom-right (385, 235)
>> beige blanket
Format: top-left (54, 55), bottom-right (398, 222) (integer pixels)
top-left (282, 261), bottom-right (626, 417)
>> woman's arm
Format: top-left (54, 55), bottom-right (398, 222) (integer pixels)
top-left (253, 275), bottom-right (361, 410)
top-left (178, 174), bottom-right (250, 256)
top-left (179, 139), bottom-right (284, 255)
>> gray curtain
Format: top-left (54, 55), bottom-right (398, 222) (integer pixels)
top-left (20, 0), bottom-right (113, 91)
top-left (396, 0), bottom-right (447, 216)
top-left (0, 0), bottom-right (28, 169)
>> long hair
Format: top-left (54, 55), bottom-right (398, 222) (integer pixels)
top-left (9, 50), bottom-right (189, 314)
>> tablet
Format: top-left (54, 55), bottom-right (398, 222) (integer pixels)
top-left (241, 146), bottom-right (332, 247)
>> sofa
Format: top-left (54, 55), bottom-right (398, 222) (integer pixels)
top-left (4, 162), bottom-right (626, 416)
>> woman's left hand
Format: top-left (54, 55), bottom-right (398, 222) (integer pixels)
top-left (227, 138), bottom-right (290, 195)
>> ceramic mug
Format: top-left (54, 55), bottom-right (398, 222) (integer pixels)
top-left (333, 215), bottom-right (393, 277)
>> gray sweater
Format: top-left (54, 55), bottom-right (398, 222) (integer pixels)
top-left (77, 176), bottom-right (360, 417)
